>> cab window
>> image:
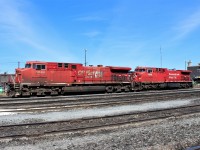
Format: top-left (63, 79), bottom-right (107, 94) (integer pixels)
top-left (58, 63), bottom-right (63, 68)
top-left (33, 64), bottom-right (46, 70)
top-left (72, 65), bottom-right (77, 69)
top-left (156, 68), bottom-right (164, 72)
top-left (64, 63), bottom-right (69, 68)
top-left (25, 64), bottom-right (31, 68)
top-left (147, 69), bottom-right (153, 73)
top-left (139, 69), bottom-right (146, 72)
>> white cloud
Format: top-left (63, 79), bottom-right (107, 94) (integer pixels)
top-left (0, 0), bottom-right (74, 62)
top-left (83, 31), bottom-right (101, 38)
top-left (0, 0), bottom-right (46, 51)
top-left (173, 9), bottom-right (200, 40)
top-left (0, 0), bottom-right (33, 38)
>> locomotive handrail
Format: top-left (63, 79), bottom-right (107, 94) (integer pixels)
top-left (10, 75), bottom-right (16, 88)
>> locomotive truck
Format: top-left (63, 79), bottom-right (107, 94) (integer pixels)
top-left (6, 61), bottom-right (192, 97)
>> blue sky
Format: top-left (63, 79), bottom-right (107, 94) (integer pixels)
top-left (0, 0), bottom-right (200, 73)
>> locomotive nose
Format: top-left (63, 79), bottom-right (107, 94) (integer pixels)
top-left (15, 68), bottom-right (23, 83)
top-left (16, 69), bottom-right (22, 75)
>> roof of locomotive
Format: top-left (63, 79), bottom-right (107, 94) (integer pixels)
top-left (135, 66), bottom-right (167, 70)
top-left (25, 61), bottom-right (132, 70)
top-left (25, 61), bottom-right (82, 65)
top-left (135, 66), bottom-right (191, 72)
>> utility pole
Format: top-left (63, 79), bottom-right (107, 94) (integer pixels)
top-left (185, 60), bottom-right (187, 70)
top-left (84, 49), bottom-right (87, 66)
top-left (160, 46), bottom-right (162, 68)
top-left (18, 61), bottom-right (20, 68)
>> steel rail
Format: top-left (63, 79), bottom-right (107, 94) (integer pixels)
top-left (0, 89), bottom-right (199, 106)
top-left (0, 88), bottom-right (199, 102)
top-left (0, 91), bottom-right (199, 112)
top-left (0, 104), bottom-right (200, 140)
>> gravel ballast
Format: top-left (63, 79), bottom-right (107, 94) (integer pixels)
top-left (1, 113), bottom-right (200, 150)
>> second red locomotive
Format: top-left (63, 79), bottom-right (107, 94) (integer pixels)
top-left (132, 66), bottom-right (192, 90)
top-left (6, 61), bottom-right (193, 97)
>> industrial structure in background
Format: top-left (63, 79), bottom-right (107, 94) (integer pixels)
top-left (187, 60), bottom-right (200, 83)
top-left (0, 73), bottom-right (15, 92)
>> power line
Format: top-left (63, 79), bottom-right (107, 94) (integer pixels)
top-left (0, 61), bottom-right (26, 64)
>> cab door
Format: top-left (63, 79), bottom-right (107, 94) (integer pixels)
top-left (33, 64), bottom-right (47, 84)
top-left (146, 68), bottom-right (153, 82)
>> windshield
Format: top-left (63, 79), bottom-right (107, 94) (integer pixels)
top-left (25, 64), bottom-right (31, 68)
top-left (135, 68), bottom-right (146, 72)
top-left (33, 64), bottom-right (46, 70)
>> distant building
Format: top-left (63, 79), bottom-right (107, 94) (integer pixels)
top-left (187, 62), bottom-right (200, 83)
top-left (0, 73), bottom-right (15, 90)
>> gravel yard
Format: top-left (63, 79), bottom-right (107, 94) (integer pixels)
top-left (0, 98), bottom-right (194, 125)
top-left (1, 97), bottom-right (200, 150)
top-left (1, 113), bottom-right (200, 150)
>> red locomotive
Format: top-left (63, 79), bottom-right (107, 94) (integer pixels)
top-left (6, 61), bottom-right (193, 97)
top-left (132, 66), bottom-right (192, 90)
top-left (7, 61), bottom-right (132, 97)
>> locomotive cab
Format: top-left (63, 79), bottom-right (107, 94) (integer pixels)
top-left (15, 62), bottom-right (36, 84)
top-left (132, 67), bottom-right (168, 90)
top-left (21, 62), bottom-right (47, 84)
top-left (133, 67), bottom-right (151, 82)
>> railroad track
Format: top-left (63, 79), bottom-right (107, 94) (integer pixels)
top-left (0, 88), bottom-right (199, 101)
top-left (0, 104), bottom-right (200, 140)
top-left (0, 89), bottom-right (200, 113)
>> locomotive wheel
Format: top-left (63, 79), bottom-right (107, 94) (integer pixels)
top-left (138, 84), bottom-right (143, 91)
top-left (114, 85), bottom-right (122, 93)
top-left (7, 91), bottom-right (16, 98)
top-left (124, 85), bottom-right (130, 92)
top-left (21, 92), bottom-right (30, 97)
top-left (106, 86), bottom-right (114, 93)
